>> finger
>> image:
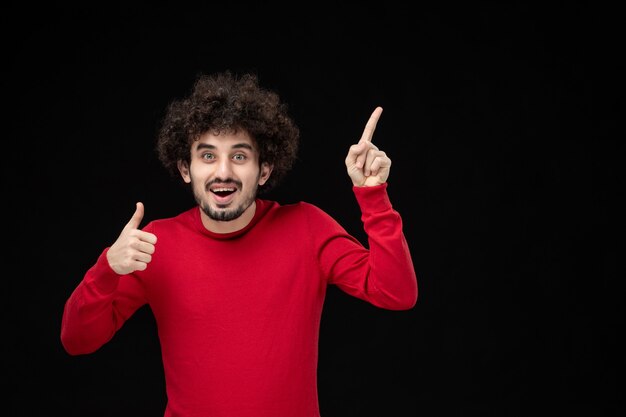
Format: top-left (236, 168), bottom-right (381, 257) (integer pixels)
top-left (132, 260), bottom-right (149, 272)
top-left (132, 252), bottom-right (153, 264)
top-left (125, 202), bottom-right (145, 230)
top-left (363, 147), bottom-right (381, 176)
top-left (359, 106), bottom-right (383, 144)
top-left (355, 142), bottom-right (377, 169)
top-left (136, 231), bottom-right (158, 245)
top-left (368, 152), bottom-right (390, 176)
top-left (134, 238), bottom-right (157, 254)
top-left (346, 142), bottom-right (367, 168)
top-left (355, 143), bottom-right (369, 169)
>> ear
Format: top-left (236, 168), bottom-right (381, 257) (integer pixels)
top-left (177, 160), bottom-right (191, 183)
top-left (258, 162), bottom-right (273, 186)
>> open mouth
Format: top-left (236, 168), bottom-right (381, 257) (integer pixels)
top-left (211, 187), bottom-right (236, 197)
top-left (209, 185), bottom-right (238, 204)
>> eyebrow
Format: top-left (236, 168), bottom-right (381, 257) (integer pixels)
top-left (195, 143), bottom-right (254, 151)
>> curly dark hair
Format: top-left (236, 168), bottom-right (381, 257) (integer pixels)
top-left (155, 71), bottom-right (300, 193)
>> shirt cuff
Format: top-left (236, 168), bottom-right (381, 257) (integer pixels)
top-left (352, 183), bottom-right (392, 213)
top-left (87, 248), bottom-right (122, 294)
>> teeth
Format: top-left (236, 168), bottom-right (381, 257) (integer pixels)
top-left (212, 188), bottom-right (235, 192)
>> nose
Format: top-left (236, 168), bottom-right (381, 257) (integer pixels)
top-left (215, 158), bottom-right (233, 178)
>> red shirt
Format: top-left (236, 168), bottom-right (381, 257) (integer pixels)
top-left (61, 184), bottom-right (417, 417)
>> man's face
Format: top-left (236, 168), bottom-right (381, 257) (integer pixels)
top-left (178, 130), bottom-right (272, 231)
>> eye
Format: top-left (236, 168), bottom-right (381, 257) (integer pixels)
top-left (233, 154), bottom-right (247, 161)
top-left (202, 153), bottom-right (215, 161)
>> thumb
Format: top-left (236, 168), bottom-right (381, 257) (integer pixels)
top-left (125, 202), bottom-right (145, 230)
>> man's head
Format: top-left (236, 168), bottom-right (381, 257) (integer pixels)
top-left (156, 71), bottom-right (300, 194)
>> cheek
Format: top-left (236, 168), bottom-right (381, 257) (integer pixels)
top-left (234, 165), bottom-right (260, 181)
top-left (187, 167), bottom-right (206, 186)
top-left (190, 162), bottom-right (213, 178)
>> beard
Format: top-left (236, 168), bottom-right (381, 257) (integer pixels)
top-left (192, 176), bottom-right (259, 222)
top-left (199, 194), bottom-right (255, 221)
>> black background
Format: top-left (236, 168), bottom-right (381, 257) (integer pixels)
top-left (6, 2), bottom-right (623, 416)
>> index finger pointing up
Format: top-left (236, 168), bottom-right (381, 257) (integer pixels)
top-left (359, 106), bottom-right (383, 143)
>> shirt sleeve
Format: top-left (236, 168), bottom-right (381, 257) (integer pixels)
top-left (312, 183), bottom-right (418, 310)
top-left (60, 247), bottom-right (148, 355)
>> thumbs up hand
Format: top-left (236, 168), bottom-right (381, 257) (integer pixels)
top-left (106, 202), bottom-right (158, 275)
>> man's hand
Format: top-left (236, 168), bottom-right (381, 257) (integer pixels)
top-left (345, 106), bottom-right (391, 187)
top-left (106, 202), bottom-right (157, 275)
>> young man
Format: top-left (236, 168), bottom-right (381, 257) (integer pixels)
top-left (61, 71), bottom-right (418, 417)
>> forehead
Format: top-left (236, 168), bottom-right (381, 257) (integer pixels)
top-left (194, 130), bottom-right (257, 151)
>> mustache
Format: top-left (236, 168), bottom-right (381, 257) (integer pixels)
top-left (206, 178), bottom-right (242, 189)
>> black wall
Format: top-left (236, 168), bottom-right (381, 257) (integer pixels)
top-left (7, 3), bottom-right (623, 416)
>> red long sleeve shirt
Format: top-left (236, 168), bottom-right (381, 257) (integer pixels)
top-left (61, 184), bottom-right (417, 417)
